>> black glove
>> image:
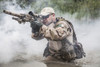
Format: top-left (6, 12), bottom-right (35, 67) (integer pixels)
top-left (31, 20), bottom-right (43, 35)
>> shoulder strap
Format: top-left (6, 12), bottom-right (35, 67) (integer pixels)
top-left (65, 20), bottom-right (77, 42)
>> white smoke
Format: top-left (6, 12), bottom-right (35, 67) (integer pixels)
top-left (63, 14), bottom-right (100, 52)
top-left (0, 1), bottom-right (47, 63)
top-left (71, 17), bottom-right (100, 66)
top-left (74, 19), bottom-right (100, 52)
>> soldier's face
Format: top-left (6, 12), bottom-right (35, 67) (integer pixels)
top-left (42, 14), bottom-right (55, 26)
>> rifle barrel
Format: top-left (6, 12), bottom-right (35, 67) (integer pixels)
top-left (3, 10), bottom-right (21, 17)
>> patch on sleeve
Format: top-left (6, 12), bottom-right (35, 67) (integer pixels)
top-left (55, 24), bottom-right (64, 28)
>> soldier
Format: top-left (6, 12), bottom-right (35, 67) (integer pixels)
top-left (31, 7), bottom-right (85, 62)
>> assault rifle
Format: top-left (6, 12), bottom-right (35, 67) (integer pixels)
top-left (3, 10), bottom-right (43, 37)
top-left (3, 10), bottom-right (41, 24)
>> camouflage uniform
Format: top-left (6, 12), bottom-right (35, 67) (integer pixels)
top-left (32, 17), bottom-right (85, 62)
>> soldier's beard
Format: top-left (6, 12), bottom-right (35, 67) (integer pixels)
top-left (45, 20), bottom-right (54, 26)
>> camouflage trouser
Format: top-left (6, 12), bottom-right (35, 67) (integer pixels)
top-left (43, 43), bottom-right (76, 62)
top-left (43, 42), bottom-right (86, 62)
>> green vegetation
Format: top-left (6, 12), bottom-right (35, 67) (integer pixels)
top-left (51, 0), bottom-right (100, 19)
top-left (0, 0), bottom-right (100, 19)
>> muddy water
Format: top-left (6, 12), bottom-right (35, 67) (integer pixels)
top-left (0, 61), bottom-right (79, 67)
top-left (0, 50), bottom-right (100, 67)
top-left (0, 61), bottom-right (46, 67)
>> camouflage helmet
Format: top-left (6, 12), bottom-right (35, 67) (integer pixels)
top-left (40, 7), bottom-right (55, 16)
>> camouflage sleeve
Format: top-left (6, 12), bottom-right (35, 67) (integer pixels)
top-left (40, 21), bottom-right (72, 40)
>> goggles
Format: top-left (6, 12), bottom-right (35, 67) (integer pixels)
top-left (41, 13), bottom-right (53, 19)
top-left (42, 14), bottom-right (50, 19)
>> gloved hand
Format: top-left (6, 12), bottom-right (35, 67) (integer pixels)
top-left (31, 20), bottom-right (43, 36)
